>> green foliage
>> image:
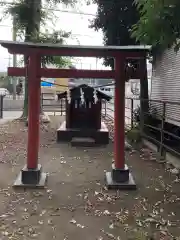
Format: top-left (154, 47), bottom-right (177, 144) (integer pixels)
top-left (0, 76), bottom-right (13, 94)
top-left (6, 0), bottom-right (43, 41)
top-left (126, 127), bottom-right (141, 143)
top-left (16, 81), bottom-right (23, 95)
top-left (45, 0), bottom-right (77, 5)
top-left (1, 0), bottom-right (77, 118)
top-left (17, 30), bottom-right (73, 68)
top-left (37, 31), bottom-right (72, 68)
top-left (42, 55), bottom-right (72, 68)
top-left (133, 105), bottom-right (141, 123)
top-left (131, 0), bottom-right (180, 52)
top-left (90, 0), bottom-right (140, 68)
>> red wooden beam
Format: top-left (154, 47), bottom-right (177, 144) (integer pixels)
top-left (8, 67), bottom-right (116, 79)
top-left (8, 66), bottom-right (143, 79)
top-left (40, 68), bottom-right (115, 79)
top-left (8, 67), bottom-right (26, 76)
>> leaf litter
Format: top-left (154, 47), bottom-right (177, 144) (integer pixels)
top-left (0, 119), bottom-right (180, 239)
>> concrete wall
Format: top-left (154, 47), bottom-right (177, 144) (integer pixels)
top-left (3, 99), bottom-right (24, 110)
top-left (2, 96), bottom-right (63, 111)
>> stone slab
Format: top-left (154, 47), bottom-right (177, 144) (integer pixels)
top-left (71, 137), bottom-right (97, 147)
top-left (105, 171), bottom-right (137, 190)
top-left (13, 172), bottom-right (47, 188)
top-left (57, 121), bottom-right (109, 145)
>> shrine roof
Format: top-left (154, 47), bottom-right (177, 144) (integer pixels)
top-left (0, 41), bottom-right (151, 57)
top-left (57, 84), bottom-right (112, 101)
top-left (0, 40), bottom-right (151, 51)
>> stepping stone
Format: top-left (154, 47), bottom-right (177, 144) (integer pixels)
top-left (71, 137), bottom-right (96, 147)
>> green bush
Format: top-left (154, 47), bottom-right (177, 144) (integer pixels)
top-left (0, 76), bottom-right (13, 94)
top-left (126, 127), bottom-right (141, 143)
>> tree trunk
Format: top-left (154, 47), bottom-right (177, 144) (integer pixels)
top-left (21, 0), bottom-right (41, 119)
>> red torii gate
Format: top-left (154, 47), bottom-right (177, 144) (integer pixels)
top-left (0, 41), bottom-right (150, 189)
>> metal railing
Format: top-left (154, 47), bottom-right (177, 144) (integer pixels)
top-left (102, 97), bottom-right (140, 128)
top-left (41, 93), bottom-right (66, 116)
top-left (2, 92), bottom-right (180, 159)
top-left (4, 94), bottom-right (24, 100)
top-left (104, 97), bottom-right (180, 158)
top-left (0, 95), bottom-right (4, 118)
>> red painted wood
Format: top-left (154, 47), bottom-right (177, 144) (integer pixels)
top-left (8, 67), bottom-right (116, 79)
top-left (8, 66), bottom-right (142, 80)
top-left (114, 57), bottom-right (125, 169)
top-left (8, 67), bottom-right (26, 76)
top-left (27, 54), bottom-right (41, 169)
top-left (40, 68), bottom-right (115, 79)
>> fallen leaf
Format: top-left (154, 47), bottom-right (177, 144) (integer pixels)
top-left (76, 223), bottom-right (85, 228)
top-left (70, 219), bottom-right (76, 224)
top-left (109, 223), bottom-right (114, 229)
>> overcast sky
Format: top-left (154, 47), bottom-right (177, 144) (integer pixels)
top-left (0, 2), bottom-right (107, 71)
top-left (0, 1), bottom-right (151, 72)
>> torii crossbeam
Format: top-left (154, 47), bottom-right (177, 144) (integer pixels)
top-left (0, 41), bottom-right (150, 189)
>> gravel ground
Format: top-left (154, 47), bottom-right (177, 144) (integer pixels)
top-left (0, 117), bottom-right (180, 239)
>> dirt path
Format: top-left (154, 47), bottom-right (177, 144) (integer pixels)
top-left (0, 117), bottom-right (180, 239)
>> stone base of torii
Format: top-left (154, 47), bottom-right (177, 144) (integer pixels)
top-left (0, 40), bottom-right (150, 190)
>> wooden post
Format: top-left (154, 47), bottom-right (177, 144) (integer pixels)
top-left (27, 54), bottom-right (41, 169)
top-left (13, 53), bottom-right (47, 187)
top-left (0, 95), bottom-right (3, 119)
top-left (114, 56), bottom-right (125, 169)
top-left (105, 55), bottom-right (136, 190)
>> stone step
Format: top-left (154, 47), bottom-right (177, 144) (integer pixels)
top-left (71, 137), bottom-right (96, 147)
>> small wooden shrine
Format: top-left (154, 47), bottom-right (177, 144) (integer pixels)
top-left (57, 84), bottom-right (111, 145)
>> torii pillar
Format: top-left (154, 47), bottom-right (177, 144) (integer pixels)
top-left (14, 53), bottom-right (47, 187)
top-left (105, 55), bottom-right (136, 189)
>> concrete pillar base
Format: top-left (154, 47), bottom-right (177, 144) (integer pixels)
top-left (105, 164), bottom-right (136, 190)
top-left (13, 164), bottom-right (47, 188)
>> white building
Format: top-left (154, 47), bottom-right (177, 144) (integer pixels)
top-left (150, 48), bottom-right (180, 126)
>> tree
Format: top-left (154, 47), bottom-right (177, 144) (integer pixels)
top-left (16, 80), bottom-right (23, 95)
top-left (131, 0), bottom-right (180, 53)
top-left (91, 0), bottom-right (140, 67)
top-left (91, 0), bottom-right (149, 115)
top-left (131, 1), bottom-right (180, 122)
top-left (0, 76), bottom-right (13, 94)
top-left (3, 0), bottom-right (76, 119)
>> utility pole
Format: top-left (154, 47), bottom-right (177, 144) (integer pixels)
top-left (12, 16), bottom-right (17, 100)
top-left (8, 55), bottom-right (11, 67)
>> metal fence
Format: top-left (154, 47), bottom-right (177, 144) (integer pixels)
top-left (103, 97), bottom-right (140, 128)
top-left (2, 94), bottom-right (24, 111)
top-left (41, 93), bottom-right (66, 115)
top-left (2, 93), bottom-right (180, 158)
top-left (104, 97), bottom-right (180, 158)
top-left (0, 93), bottom-right (107, 118)
top-left (0, 93), bottom-right (113, 116)
top-left (139, 99), bottom-right (180, 158)
top-left (4, 94), bottom-right (24, 100)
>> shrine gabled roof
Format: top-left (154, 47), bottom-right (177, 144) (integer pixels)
top-left (57, 84), bottom-right (112, 101)
top-left (0, 40), bottom-right (151, 57)
top-left (70, 84), bottom-right (94, 90)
